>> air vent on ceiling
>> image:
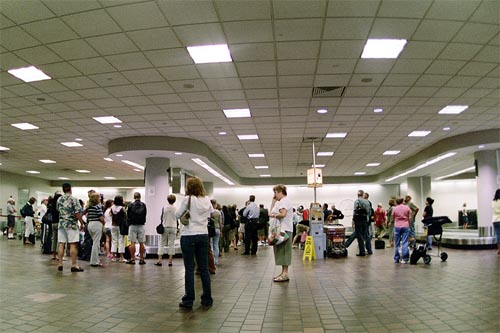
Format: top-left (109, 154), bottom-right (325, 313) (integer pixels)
top-left (312, 86), bottom-right (345, 97)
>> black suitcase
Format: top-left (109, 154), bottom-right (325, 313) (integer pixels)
top-left (41, 224), bottom-right (52, 254)
top-left (375, 239), bottom-right (385, 249)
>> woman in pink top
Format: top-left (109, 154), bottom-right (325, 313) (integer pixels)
top-left (392, 197), bottom-right (411, 263)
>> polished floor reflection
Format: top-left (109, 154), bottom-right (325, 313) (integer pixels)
top-left (0, 237), bottom-right (498, 332)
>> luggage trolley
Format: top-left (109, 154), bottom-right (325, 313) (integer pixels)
top-left (325, 224), bottom-right (348, 258)
top-left (410, 216), bottom-right (451, 265)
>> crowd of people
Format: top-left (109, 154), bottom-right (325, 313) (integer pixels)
top-left (4, 182), bottom-right (500, 308)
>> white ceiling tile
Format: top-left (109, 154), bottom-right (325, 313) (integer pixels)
top-left (434, 87), bottom-right (467, 98)
top-left (279, 88), bottom-right (311, 98)
top-left (275, 18), bottom-right (323, 41)
top-left (42, 0), bottom-right (102, 16)
top-left (343, 86), bottom-right (378, 97)
top-left (47, 40), bottom-right (99, 60)
top-left (248, 99), bottom-right (279, 108)
top-left (438, 43), bottom-right (482, 61)
top-left (457, 62), bottom-right (497, 77)
top-left (236, 62), bottom-right (276, 77)
top-left (169, 79), bottom-right (208, 92)
top-left (105, 85), bottom-right (143, 98)
top-left (145, 49), bottom-right (193, 67)
top-left (453, 23), bottom-right (498, 44)
top-left (355, 60), bottom-right (394, 74)
top-left (91, 97), bottom-right (125, 108)
top-left (148, 94), bottom-right (183, 105)
top-left (473, 46), bottom-right (499, 63)
top-left (212, 90), bottom-right (246, 101)
top-left (445, 76), bottom-right (481, 88)
top-left (87, 72), bottom-right (130, 87)
top-left (16, 46), bottom-right (63, 67)
top-left (70, 57), bottom-right (115, 75)
top-left (391, 59), bottom-right (432, 74)
top-left (327, 0), bottom-right (379, 17)
top-left (241, 77), bottom-right (277, 89)
top-left (319, 40), bottom-right (364, 59)
top-left (349, 74), bottom-right (387, 86)
top-left (174, 23), bottom-right (227, 45)
top-left (425, 0), bottom-right (480, 20)
top-left (230, 43), bottom-right (275, 61)
top-left (107, 2), bottom-right (168, 30)
top-left (414, 75), bottom-right (451, 87)
top-left (314, 74), bottom-right (351, 86)
top-left (378, 0), bottom-right (431, 18)
top-left (122, 69), bottom-right (165, 84)
top-left (383, 74), bottom-right (419, 86)
top-left (0, 52), bottom-right (29, 70)
top-left (223, 21), bottom-right (273, 43)
top-left (473, 77), bottom-right (499, 89)
top-left (323, 18), bottom-right (373, 39)
top-left (204, 78), bottom-right (242, 90)
top-left (216, 0), bottom-right (270, 20)
top-left (58, 76), bottom-right (98, 90)
top-left (375, 86), bottom-right (409, 97)
top-left (278, 60), bottom-right (316, 75)
top-left (461, 88), bottom-right (494, 98)
top-left (22, 18), bottom-right (76, 44)
top-left (158, 1), bottom-right (217, 25)
top-left (76, 87), bottom-right (112, 99)
top-left (62, 10), bottom-right (121, 38)
top-left (105, 52), bottom-right (152, 71)
top-left (119, 96), bottom-right (153, 106)
top-left (245, 89), bottom-right (278, 99)
top-left (425, 60), bottom-right (466, 75)
top-left (369, 18), bottom-right (420, 39)
top-left (187, 101), bottom-right (218, 111)
top-left (339, 98), bottom-right (371, 107)
top-left (317, 59), bottom-right (356, 74)
top-left (399, 41), bottom-right (446, 59)
top-left (276, 41), bottom-right (320, 60)
top-left (136, 82), bottom-right (174, 95)
top-left (158, 65), bottom-right (200, 81)
top-left (179, 92), bottom-right (214, 102)
top-left (0, 13), bottom-right (15, 29)
top-left (127, 27), bottom-right (181, 51)
top-left (0, 26), bottom-right (41, 51)
top-left (196, 63), bottom-right (237, 78)
top-left (310, 97), bottom-right (340, 107)
top-left (1, 0), bottom-right (54, 24)
top-left (470, 0), bottom-right (499, 24)
top-left (86, 33), bottom-right (138, 55)
top-left (49, 91), bottom-right (84, 102)
top-left (278, 75), bottom-right (314, 88)
top-left (28, 80), bottom-right (68, 94)
top-left (273, 0), bottom-right (327, 18)
top-left (4, 84), bottom-right (42, 96)
top-left (412, 20), bottom-right (464, 42)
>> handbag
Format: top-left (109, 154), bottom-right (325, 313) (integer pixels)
top-left (267, 220), bottom-right (289, 246)
top-left (41, 211), bottom-right (53, 224)
top-left (180, 196), bottom-right (191, 226)
top-left (207, 217), bottom-right (216, 237)
top-left (156, 208), bottom-right (165, 234)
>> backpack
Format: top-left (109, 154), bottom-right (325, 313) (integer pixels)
top-left (128, 202), bottom-right (146, 225)
top-left (354, 200), bottom-right (367, 217)
top-left (20, 204), bottom-right (29, 218)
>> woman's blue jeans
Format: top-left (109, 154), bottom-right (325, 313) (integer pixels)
top-left (210, 229), bottom-right (220, 265)
top-left (394, 227), bottom-right (409, 262)
top-left (180, 234), bottom-right (212, 306)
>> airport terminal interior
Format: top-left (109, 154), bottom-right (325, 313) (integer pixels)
top-left (0, 0), bottom-right (499, 332)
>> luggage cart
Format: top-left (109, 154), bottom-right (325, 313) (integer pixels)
top-left (410, 216), bottom-right (451, 265)
top-left (324, 224), bottom-right (348, 258)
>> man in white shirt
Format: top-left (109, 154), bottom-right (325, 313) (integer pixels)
top-left (242, 195), bottom-right (260, 255)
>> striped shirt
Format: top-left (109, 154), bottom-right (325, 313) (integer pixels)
top-left (87, 205), bottom-right (103, 223)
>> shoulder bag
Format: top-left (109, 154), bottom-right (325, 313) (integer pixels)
top-left (156, 208), bottom-right (165, 234)
top-left (180, 196), bottom-right (191, 226)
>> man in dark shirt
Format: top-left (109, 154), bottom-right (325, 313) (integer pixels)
top-left (127, 192), bottom-right (147, 265)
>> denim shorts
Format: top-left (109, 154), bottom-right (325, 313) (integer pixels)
top-left (128, 224), bottom-right (145, 243)
top-left (493, 222), bottom-right (500, 243)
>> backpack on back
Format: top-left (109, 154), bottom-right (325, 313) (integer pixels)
top-left (20, 204), bottom-right (29, 218)
top-left (354, 200), bottom-right (367, 217)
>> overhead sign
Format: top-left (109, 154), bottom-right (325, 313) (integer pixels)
top-left (307, 168), bottom-right (323, 187)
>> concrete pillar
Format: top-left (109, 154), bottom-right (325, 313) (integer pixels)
top-left (144, 157), bottom-right (170, 236)
top-left (406, 176), bottom-right (431, 233)
top-left (475, 150), bottom-right (499, 236)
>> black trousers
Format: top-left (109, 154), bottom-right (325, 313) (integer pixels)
top-left (354, 217), bottom-right (369, 255)
top-left (244, 220), bottom-right (259, 254)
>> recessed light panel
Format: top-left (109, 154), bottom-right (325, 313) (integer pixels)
top-left (61, 142), bottom-right (83, 147)
top-left (259, 174), bottom-right (271, 177)
top-left (39, 160), bottom-right (56, 164)
top-left (8, 66), bottom-right (51, 82)
top-left (317, 152), bottom-right (334, 157)
top-left (11, 123), bottom-right (39, 130)
top-left (443, 127), bottom-right (451, 131)
top-left (361, 39), bottom-right (407, 59)
top-left (248, 154), bottom-right (265, 158)
top-left (0, 146), bottom-right (11, 151)
top-left (75, 138), bottom-right (83, 141)
top-left (438, 105), bottom-right (468, 114)
top-left (366, 163), bottom-right (380, 167)
top-left (174, 152), bottom-right (183, 155)
top-left (408, 130), bottom-right (431, 137)
top-left (75, 170), bottom-right (90, 173)
top-left (113, 124), bottom-right (122, 128)
top-left (373, 108), bottom-right (384, 113)
top-left (26, 170), bottom-right (40, 174)
top-left (317, 109), bottom-right (328, 114)
top-left (237, 134), bottom-right (259, 140)
top-left (223, 108), bottom-right (251, 118)
top-left (383, 150), bottom-right (400, 155)
top-left (93, 116), bottom-right (122, 124)
top-left (104, 177), bottom-right (116, 180)
top-left (187, 44), bottom-right (232, 64)
top-left (354, 172), bottom-right (366, 175)
top-left (326, 132), bottom-right (347, 138)
top-left (255, 166), bottom-right (269, 169)
top-left (103, 158), bottom-right (113, 162)
top-left (218, 131), bottom-right (227, 135)
top-left (312, 164), bottom-right (325, 168)
top-left (58, 177), bottom-right (69, 180)
top-left (122, 160), bottom-right (145, 170)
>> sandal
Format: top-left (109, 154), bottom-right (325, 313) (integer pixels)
top-left (126, 260), bottom-right (136, 265)
top-left (273, 275), bottom-right (289, 282)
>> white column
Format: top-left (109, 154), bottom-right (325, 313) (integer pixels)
top-left (144, 157), bottom-right (170, 236)
top-left (406, 176), bottom-right (431, 233)
top-left (475, 150), bottom-right (499, 236)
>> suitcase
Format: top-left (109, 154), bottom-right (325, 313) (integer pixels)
top-left (375, 239), bottom-right (385, 249)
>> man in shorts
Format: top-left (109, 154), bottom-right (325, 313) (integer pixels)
top-left (56, 183), bottom-right (85, 272)
top-left (127, 192), bottom-right (147, 265)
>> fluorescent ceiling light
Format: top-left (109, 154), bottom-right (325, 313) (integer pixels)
top-left (122, 160), bottom-right (145, 170)
top-left (174, 152), bottom-right (183, 155)
top-left (354, 172), bottom-right (366, 175)
top-left (255, 166), bottom-right (268, 169)
top-left (248, 153), bottom-right (265, 158)
top-left (435, 166), bottom-right (475, 180)
top-left (443, 127), bottom-right (451, 131)
top-left (26, 170), bottom-right (40, 174)
top-left (317, 152), bottom-right (334, 157)
top-left (218, 131), bottom-right (227, 135)
top-left (386, 152), bottom-right (456, 182)
top-left (133, 169), bottom-right (142, 172)
top-left (438, 105), bottom-right (468, 114)
top-left (116, 154), bottom-right (123, 157)
top-left (366, 163), bottom-right (380, 167)
top-left (75, 138), bottom-right (83, 141)
top-left (260, 174), bottom-right (271, 177)
top-left (58, 177), bottom-right (69, 180)
top-left (104, 177), bottom-right (116, 180)
top-left (93, 116), bottom-right (122, 124)
top-left (383, 150), bottom-right (400, 155)
top-left (373, 108), bottom-right (384, 113)
top-left (75, 169), bottom-right (90, 173)
top-left (361, 39), bottom-right (407, 59)
top-left (317, 109), bottom-right (328, 114)
top-left (39, 159), bottom-right (56, 164)
top-left (187, 44), bottom-right (232, 64)
top-left (478, 145), bottom-right (485, 149)
top-left (192, 158), bottom-right (234, 185)
top-left (7, 66), bottom-right (51, 82)
top-left (103, 158), bottom-right (113, 162)
top-left (312, 164), bottom-right (325, 168)
top-left (0, 146), bottom-right (11, 151)
top-left (326, 132), bottom-right (347, 138)
top-left (408, 130), bottom-right (431, 137)
top-left (61, 142), bottom-right (83, 147)
top-left (11, 123), bottom-right (39, 130)
top-left (237, 134), bottom-right (259, 140)
top-left (223, 108), bottom-right (251, 118)
top-left (113, 124), bottom-right (122, 128)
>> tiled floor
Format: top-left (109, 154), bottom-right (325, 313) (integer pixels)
top-left (0, 237), bottom-right (498, 333)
